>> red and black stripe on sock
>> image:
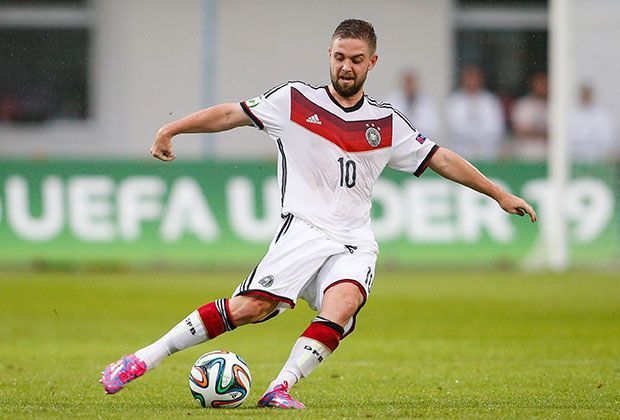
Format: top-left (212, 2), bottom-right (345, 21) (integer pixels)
top-left (301, 316), bottom-right (345, 352)
top-left (197, 298), bottom-right (236, 339)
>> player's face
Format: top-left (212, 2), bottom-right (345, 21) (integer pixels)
top-left (329, 37), bottom-right (378, 98)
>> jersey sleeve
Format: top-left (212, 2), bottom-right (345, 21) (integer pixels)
top-left (239, 82), bottom-right (290, 139)
top-left (387, 112), bottom-right (440, 177)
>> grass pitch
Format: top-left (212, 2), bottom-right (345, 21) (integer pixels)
top-left (0, 270), bottom-right (618, 418)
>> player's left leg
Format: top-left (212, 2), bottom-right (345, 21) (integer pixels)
top-left (257, 282), bottom-right (364, 409)
top-left (258, 245), bottom-right (376, 409)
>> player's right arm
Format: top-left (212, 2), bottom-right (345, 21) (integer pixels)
top-left (151, 103), bottom-right (252, 162)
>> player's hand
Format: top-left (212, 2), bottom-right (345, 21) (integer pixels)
top-left (497, 192), bottom-right (537, 222)
top-left (151, 128), bottom-right (176, 162)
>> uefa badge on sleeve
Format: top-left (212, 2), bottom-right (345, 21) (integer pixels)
top-left (365, 124), bottom-right (381, 147)
top-left (415, 133), bottom-right (427, 144)
top-left (246, 96), bottom-right (262, 108)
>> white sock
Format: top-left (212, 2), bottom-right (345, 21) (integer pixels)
top-left (267, 337), bottom-right (332, 393)
top-left (135, 310), bottom-right (207, 370)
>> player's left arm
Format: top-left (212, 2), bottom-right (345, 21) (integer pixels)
top-left (428, 147), bottom-right (537, 222)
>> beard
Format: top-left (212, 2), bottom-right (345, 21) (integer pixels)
top-left (330, 70), bottom-right (367, 98)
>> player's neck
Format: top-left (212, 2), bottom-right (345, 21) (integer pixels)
top-left (327, 85), bottom-right (364, 109)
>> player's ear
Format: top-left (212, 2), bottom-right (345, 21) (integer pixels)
top-left (368, 53), bottom-right (378, 71)
top-left (327, 47), bottom-right (332, 58)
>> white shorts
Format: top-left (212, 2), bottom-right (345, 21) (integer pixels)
top-left (232, 214), bottom-right (377, 336)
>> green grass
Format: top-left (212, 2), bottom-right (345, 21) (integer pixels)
top-left (0, 270), bottom-right (618, 418)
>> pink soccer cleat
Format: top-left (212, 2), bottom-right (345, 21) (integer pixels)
top-left (257, 381), bottom-right (305, 409)
top-left (100, 354), bottom-right (147, 394)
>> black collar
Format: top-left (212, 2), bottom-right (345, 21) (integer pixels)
top-left (324, 86), bottom-right (365, 113)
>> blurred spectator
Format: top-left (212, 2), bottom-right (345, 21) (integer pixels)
top-left (445, 65), bottom-right (505, 161)
top-left (0, 96), bottom-right (20, 122)
top-left (387, 69), bottom-right (439, 139)
top-left (569, 84), bottom-right (616, 162)
top-left (511, 72), bottom-right (548, 161)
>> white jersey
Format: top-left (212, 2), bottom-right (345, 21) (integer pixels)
top-left (240, 81), bottom-right (439, 245)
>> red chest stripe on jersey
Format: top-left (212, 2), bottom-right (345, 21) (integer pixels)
top-left (290, 87), bottom-right (392, 152)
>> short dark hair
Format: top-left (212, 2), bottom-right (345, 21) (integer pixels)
top-left (331, 19), bottom-right (377, 53)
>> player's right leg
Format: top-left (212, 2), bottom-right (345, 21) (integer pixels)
top-left (100, 295), bottom-right (277, 394)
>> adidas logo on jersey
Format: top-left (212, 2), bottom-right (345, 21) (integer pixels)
top-left (306, 114), bottom-right (322, 125)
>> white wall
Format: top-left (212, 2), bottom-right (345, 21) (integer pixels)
top-left (2, 0), bottom-right (618, 160)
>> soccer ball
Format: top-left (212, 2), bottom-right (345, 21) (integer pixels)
top-left (188, 350), bottom-right (252, 408)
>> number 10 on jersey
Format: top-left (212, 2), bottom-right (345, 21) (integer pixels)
top-left (337, 158), bottom-right (357, 188)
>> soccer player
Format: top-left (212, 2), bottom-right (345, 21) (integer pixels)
top-left (100, 19), bottom-right (537, 409)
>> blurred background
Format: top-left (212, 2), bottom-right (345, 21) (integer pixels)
top-left (0, 0), bottom-right (618, 271)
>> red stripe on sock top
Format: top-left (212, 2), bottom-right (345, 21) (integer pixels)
top-left (301, 322), bottom-right (342, 352)
top-left (197, 302), bottom-right (226, 339)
